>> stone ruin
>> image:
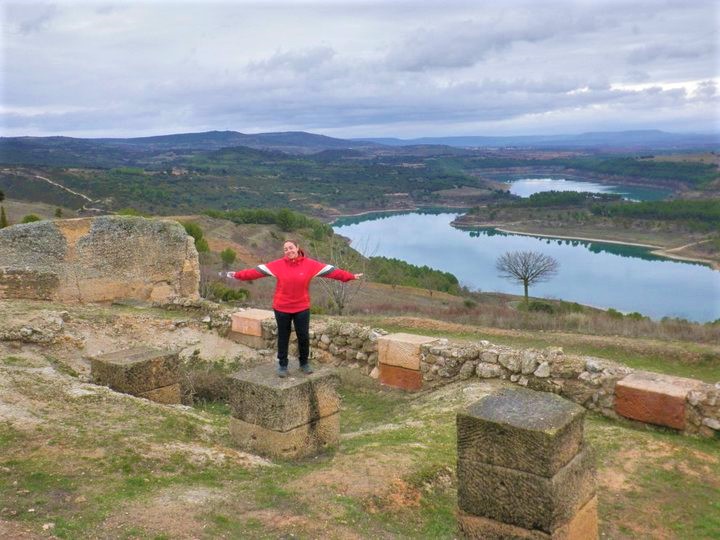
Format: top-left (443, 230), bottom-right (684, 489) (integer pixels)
top-left (0, 215), bottom-right (200, 303)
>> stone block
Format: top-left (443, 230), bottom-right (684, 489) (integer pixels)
top-left (458, 496), bottom-right (597, 539)
top-left (457, 445), bottom-right (596, 533)
top-left (230, 309), bottom-right (274, 337)
top-left (228, 332), bottom-right (268, 349)
top-left (138, 383), bottom-right (182, 404)
top-left (379, 363), bottom-right (423, 391)
top-left (458, 511), bottom-right (550, 539)
top-left (227, 364), bottom-right (340, 432)
top-left (615, 371), bottom-right (703, 430)
top-left (377, 332), bottom-right (438, 370)
top-left (91, 346), bottom-right (180, 394)
top-left (457, 387), bottom-right (585, 477)
top-left (229, 413), bottom-right (339, 459)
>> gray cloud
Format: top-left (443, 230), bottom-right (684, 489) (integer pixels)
top-left (4, 3), bottom-right (59, 35)
top-left (1, 0), bottom-right (717, 137)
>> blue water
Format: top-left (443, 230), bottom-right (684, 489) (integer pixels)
top-left (334, 211), bottom-right (720, 322)
top-left (507, 177), bottom-right (671, 201)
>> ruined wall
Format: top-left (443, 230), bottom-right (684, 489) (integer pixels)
top-left (0, 216), bottom-right (200, 303)
top-left (243, 317), bottom-right (720, 439)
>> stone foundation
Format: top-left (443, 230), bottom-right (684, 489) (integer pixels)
top-left (227, 364), bottom-right (340, 459)
top-left (457, 387), bottom-right (598, 539)
top-left (90, 346), bottom-right (181, 404)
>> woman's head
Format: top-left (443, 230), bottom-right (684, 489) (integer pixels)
top-left (283, 240), bottom-right (301, 260)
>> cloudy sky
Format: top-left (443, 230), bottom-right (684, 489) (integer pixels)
top-left (2, 0), bottom-right (718, 138)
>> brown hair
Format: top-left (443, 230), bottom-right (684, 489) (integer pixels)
top-left (283, 239), bottom-right (305, 257)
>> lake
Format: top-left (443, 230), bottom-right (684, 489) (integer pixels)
top-left (333, 211), bottom-right (720, 322)
top-left (507, 177), bottom-right (671, 201)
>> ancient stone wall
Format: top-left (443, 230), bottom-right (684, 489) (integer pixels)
top-left (232, 315), bottom-right (720, 439)
top-left (0, 216), bottom-right (200, 303)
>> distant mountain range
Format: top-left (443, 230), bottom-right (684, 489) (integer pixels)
top-left (1, 130), bottom-right (718, 170)
top-left (355, 130), bottom-right (719, 150)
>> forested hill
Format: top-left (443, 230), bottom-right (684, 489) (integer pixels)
top-left (1, 130), bottom-right (717, 217)
top-left (0, 130), bottom-right (379, 164)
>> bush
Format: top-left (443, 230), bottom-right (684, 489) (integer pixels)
top-left (606, 308), bottom-right (624, 319)
top-left (528, 301), bottom-right (555, 314)
top-left (182, 221), bottom-right (209, 253)
top-left (207, 282), bottom-right (248, 302)
top-left (21, 214), bottom-right (41, 223)
top-left (626, 311), bottom-right (647, 321)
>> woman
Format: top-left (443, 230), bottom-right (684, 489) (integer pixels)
top-left (223, 240), bottom-right (362, 377)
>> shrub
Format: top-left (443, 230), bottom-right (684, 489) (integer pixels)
top-left (207, 282), bottom-right (248, 302)
top-left (528, 301), bottom-right (555, 314)
top-left (606, 308), bottom-right (624, 319)
top-left (182, 222), bottom-right (209, 253)
top-left (21, 214), bottom-right (41, 223)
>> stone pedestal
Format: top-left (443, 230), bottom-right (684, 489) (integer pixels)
top-left (615, 371), bottom-right (702, 430)
top-left (457, 387), bottom-right (598, 539)
top-left (377, 332), bottom-right (437, 391)
top-left (227, 364), bottom-right (340, 459)
top-left (228, 309), bottom-right (274, 349)
top-left (90, 346), bottom-right (181, 404)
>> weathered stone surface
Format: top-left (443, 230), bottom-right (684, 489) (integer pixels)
top-left (228, 332), bottom-right (268, 349)
top-left (0, 216), bottom-right (199, 303)
top-left (458, 511), bottom-right (550, 539)
top-left (227, 364), bottom-right (340, 432)
top-left (457, 446), bottom-right (596, 533)
top-left (379, 363), bottom-right (423, 391)
top-left (229, 412), bottom-right (339, 459)
top-left (476, 363), bottom-right (504, 379)
top-left (137, 383), bottom-right (182, 404)
top-left (615, 371), bottom-right (703, 430)
top-left (230, 309), bottom-right (274, 336)
top-left (458, 496), bottom-right (597, 540)
top-left (457, 387), bottom-right (585, 477)
top-left (91, 346), bottom-right (180, 394)
top-left (553, 495), bottom-right (598, 540)
top-left (377, 332), bottom-right (438, 370)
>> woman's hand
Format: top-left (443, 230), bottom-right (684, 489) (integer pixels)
top-left (354, 273), bottom-right (364, 280)
top-left (219, 271), bottom-right (236, 279)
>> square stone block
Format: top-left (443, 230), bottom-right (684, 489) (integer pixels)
top-left (377, 332), bottom-right (438, 370)
top-left (91, 346), bottom-right (180, 395)
top-left (458, 496), bottom-right (597, 540)
top-left (379, 363), bottom-right (423, 391)
top-left (615, 371), bottom-right (702, 430)
top-left (227, 364), bottom-right (340, 432)
top-left (228, 331), bottom-right (268, 349)
top-left (229, 413), bottom-right (339, 460)
top-left (457, 387), bottom-right (585, 477)
top-left (457, 446), bottom-right (596, 533)
top-left (231, 309), bottom-right (274, 337)
top-left (137, 383), bottom-right (182, 404)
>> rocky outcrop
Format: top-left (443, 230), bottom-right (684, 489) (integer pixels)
top-left (0, 216), bottom-right (199, 303)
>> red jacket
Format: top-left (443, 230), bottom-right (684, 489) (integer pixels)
top-left (231, 254), bottom-right (356, 313)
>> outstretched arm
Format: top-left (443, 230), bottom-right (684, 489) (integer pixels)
top-left (222, 264), bottom-right (275, 281)
top-left (315, 264), bottom-right (362, 282)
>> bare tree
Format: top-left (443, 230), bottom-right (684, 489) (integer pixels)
top-left (496, 250), bottom-right (559, 306)
top-left (311, 236), bottom-right (373, 315)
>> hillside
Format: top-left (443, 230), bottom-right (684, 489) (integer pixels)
top-left (1, 297), bottom-right (719, 539)
top-left (1, 131), bottom-right (717, 218)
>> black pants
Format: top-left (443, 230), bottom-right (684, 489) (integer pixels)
top-left (274, 309), bottom-right (310, 368)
